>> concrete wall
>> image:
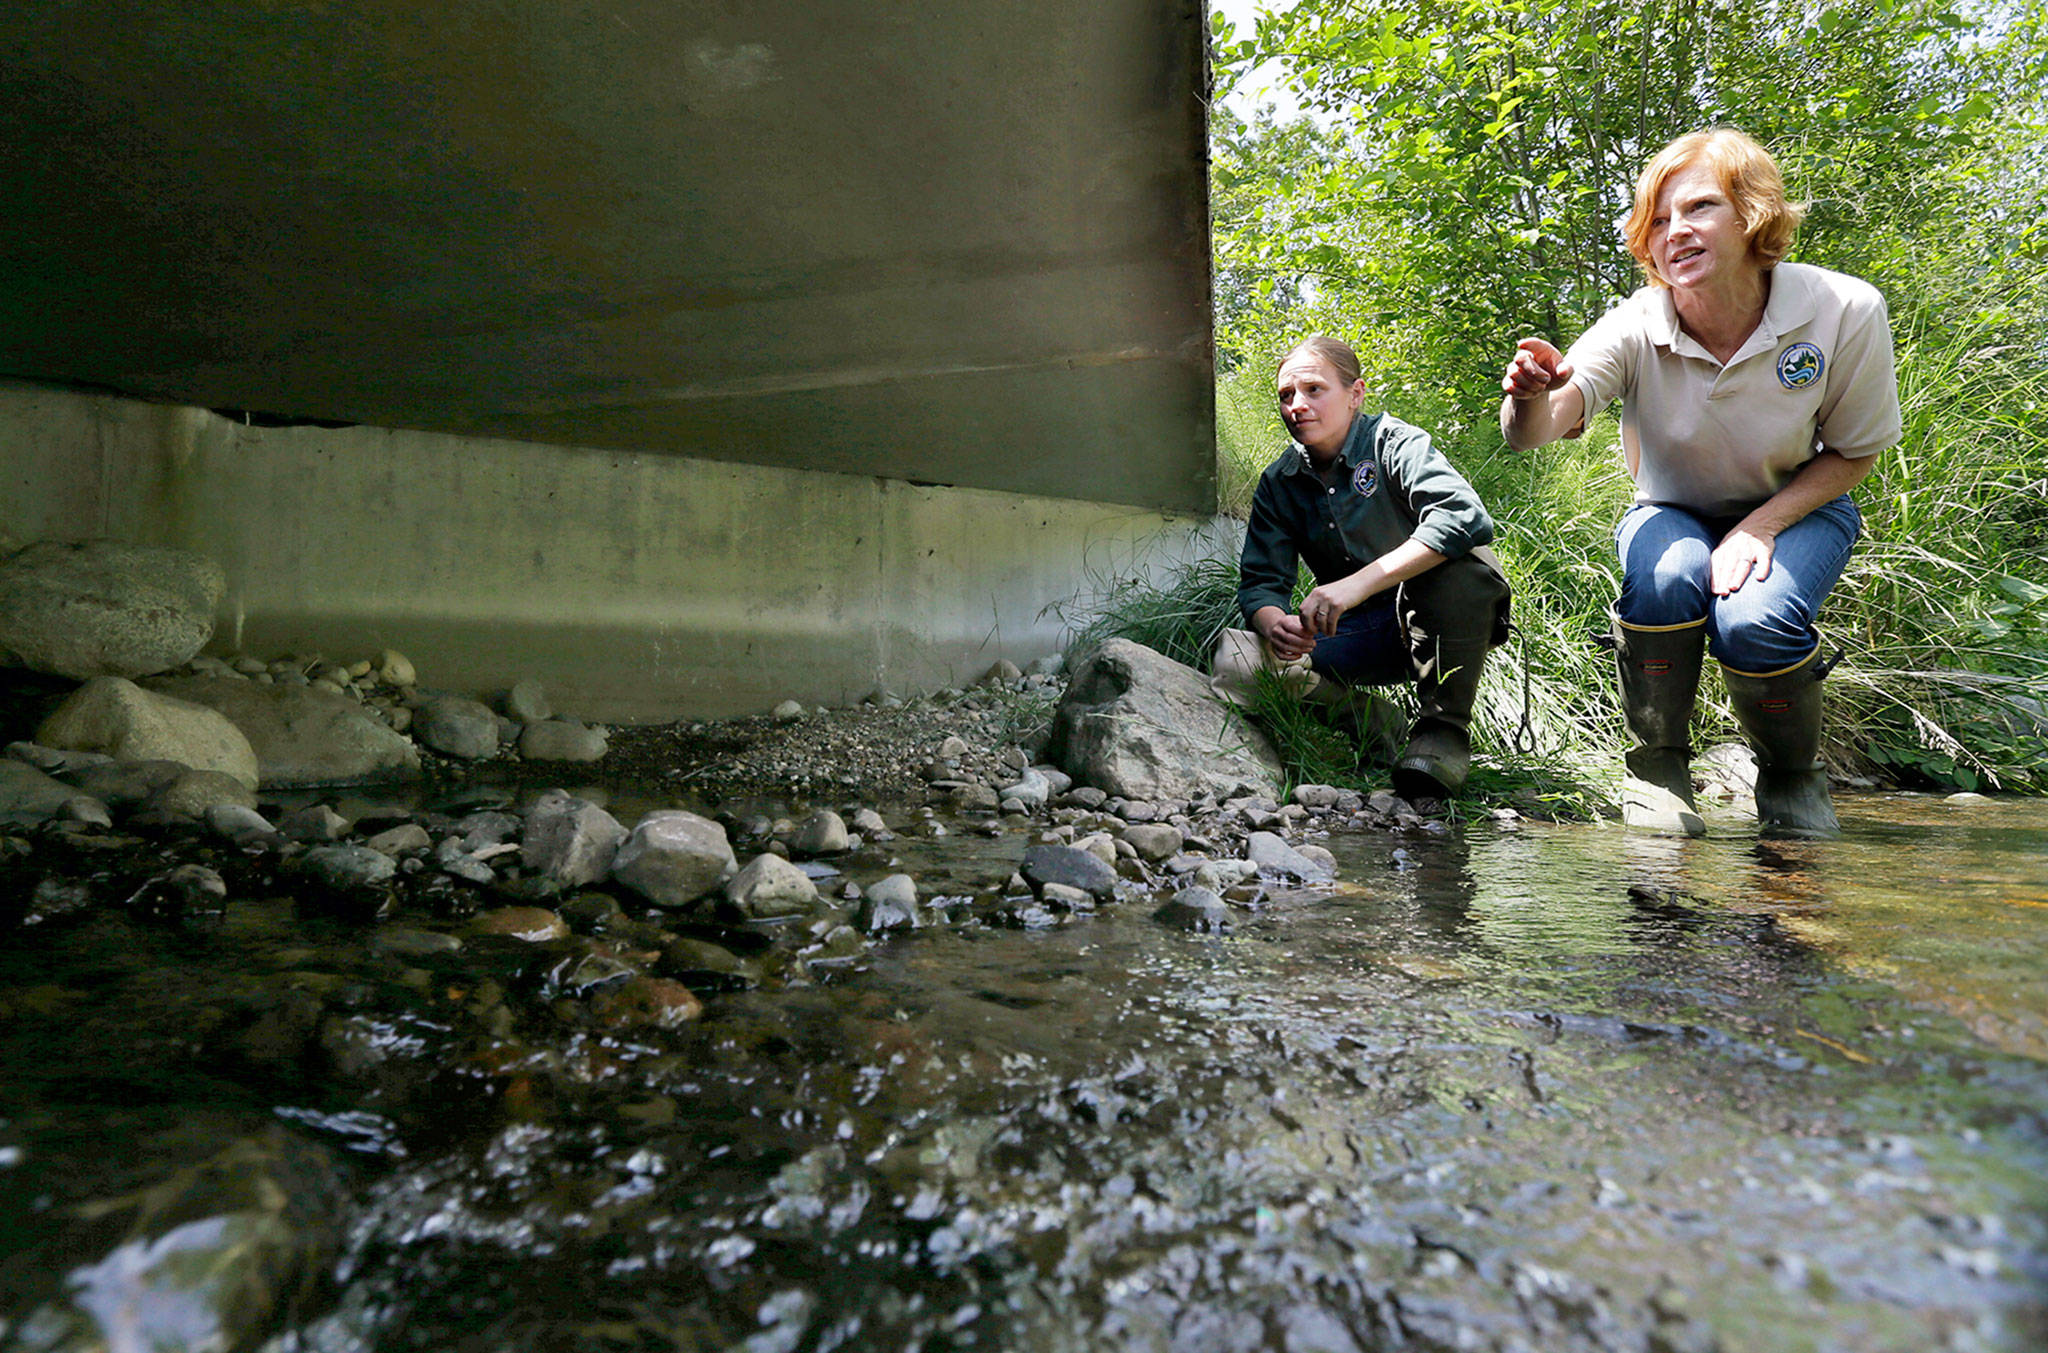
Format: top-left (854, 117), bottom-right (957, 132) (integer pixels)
top-left (2, 380), bottom-right (1221, 722)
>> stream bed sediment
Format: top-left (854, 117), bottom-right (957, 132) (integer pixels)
top-left (1, 702), bottom-right (2044, 1351)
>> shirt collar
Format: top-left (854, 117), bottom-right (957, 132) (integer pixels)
top-left (1283, 411), bottom-right (1375, 476)
top-left (1648, 263), bottom-right (1819, 363)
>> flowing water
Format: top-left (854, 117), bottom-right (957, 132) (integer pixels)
top-left (2, 793), bottom-right (2044, 1352)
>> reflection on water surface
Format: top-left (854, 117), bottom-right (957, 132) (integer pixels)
top-left (1, 793), bottom-right (2044, 1351)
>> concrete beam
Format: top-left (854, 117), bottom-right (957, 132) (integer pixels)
top-left (2, 381), bottom-right (1220, 721)
top-left (0, 1), bottom-right (1215, 514)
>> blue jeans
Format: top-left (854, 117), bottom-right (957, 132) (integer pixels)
top-left (1308, 596), bottom-right (1411, 686)
top-left (1615, 495), bottom-right (1861, 673)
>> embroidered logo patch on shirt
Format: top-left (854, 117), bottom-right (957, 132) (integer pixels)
top-left (1777, 342), bottom-right (1825, 390)
top-left (1351, 460), bottom-right (1379, 497)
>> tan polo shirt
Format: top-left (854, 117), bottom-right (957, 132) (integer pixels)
top-left (1566, 261), bottom-right (1903, 518)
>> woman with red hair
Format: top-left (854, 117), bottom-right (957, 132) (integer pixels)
top-left (1501, 128), bottom-right (1901, 839)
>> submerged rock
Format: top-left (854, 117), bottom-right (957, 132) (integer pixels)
top-left (590, 976), bottom-right (703, 1030)
top-left (0, 540), bottom-right (224, 680)
top-left (11, 1128), bottom-right (343, 1353)
top-left (471, 906), bottom-right (570, 942)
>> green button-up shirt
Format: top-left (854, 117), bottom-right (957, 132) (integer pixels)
top-left (1237, 411), bottom-right (1496, 623)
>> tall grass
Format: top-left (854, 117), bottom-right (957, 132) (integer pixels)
top-left (1078, 311), bottom-right (2048, 807)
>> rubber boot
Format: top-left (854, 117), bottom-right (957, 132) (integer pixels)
top-left (1389, 554), bottom-right (1511, 803)
top-left (1390, 643), bottom-right (1488, 802)
top-left (1614, 613), bottom-right (1706, 837)
top-left (1307, 679), bottom-right (1405, 765)
top-left (1722, 650), bottom-right (1841, 840)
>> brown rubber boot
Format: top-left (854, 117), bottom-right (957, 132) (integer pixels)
top-left (1722, 649), bottom-right (1841, 840)
top-left (1614, 613), bottom-right (1707, 837)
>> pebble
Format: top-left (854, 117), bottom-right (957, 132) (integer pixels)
top-left (1021, 842), bottom-right (1117, 901)
top-left (791, 809), bottom-right (850, 856)
top-left (725, 853), bottom-right (822, 920)
top-left (365, 824), bottom-right (432, 857)
top-left (205, 803), bottom-right (279, 845)
top-left (1039, 881), bottom-right (1095, 911)
top-left (521, 720), bottom-right (609, 763)
top-left (1120, 822), bottom-right (1183, 862)
top-left (771, 699), bottom-right (805, 723)
top-left (1245, 831), bottom-right (1334, 882)
top-left (279, 804), bottom-right (351, 843)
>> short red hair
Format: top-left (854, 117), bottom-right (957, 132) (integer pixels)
top-left (1623, 128), bottom-right (1806, 286)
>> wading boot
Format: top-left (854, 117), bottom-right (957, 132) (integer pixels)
top-left (1390, 642), bottom-right (1488, 803)
top-left (1308, 679), bottom-right (1405, 767)
top-left (1722, 649), bottom-right (1841, 840)
top-left (1614, 613), bottom-right (1707, 837)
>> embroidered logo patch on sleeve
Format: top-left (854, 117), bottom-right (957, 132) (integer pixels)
top-left (1777, 342), bottom-right (1825, 390)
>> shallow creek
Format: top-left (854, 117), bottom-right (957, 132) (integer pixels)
top-left (2, 793), bottom-right (2044, 1352)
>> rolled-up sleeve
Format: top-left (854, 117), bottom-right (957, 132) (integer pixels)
top-left (1379, 424), bottom-right (1495, 559)
top-left (1564, 303), bottom-right (1640, 431)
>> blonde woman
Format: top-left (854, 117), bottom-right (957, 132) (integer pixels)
top-left (1502, 128), bottom-right (1901, 838)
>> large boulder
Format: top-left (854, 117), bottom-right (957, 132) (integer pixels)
top-left (1045, 639), bottom-right (1282, 801)
top-left (610, 811), bottom-right (736, 909)
top-left (145, 676), bottom-right (420, 787)
top-left (0, 540), bottom-right (224, 680)
top-left (37, 676), bottom-right (260, 789)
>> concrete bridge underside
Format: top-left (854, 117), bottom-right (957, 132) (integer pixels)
top-left (0, 2), bottom-right (1217, 719)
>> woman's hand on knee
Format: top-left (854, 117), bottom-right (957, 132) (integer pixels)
top-left (1711, 528), bottom-right (1775, 596)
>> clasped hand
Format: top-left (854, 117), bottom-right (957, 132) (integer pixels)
top-left (1259, 576), bottom-right (1370, 662)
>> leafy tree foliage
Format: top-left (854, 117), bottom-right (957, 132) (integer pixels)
top-left (1211, 0), bottom-right (2038, 426)
top-left (1204, 0), bottom-right (2048, 791)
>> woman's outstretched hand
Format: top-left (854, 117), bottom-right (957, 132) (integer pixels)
top-left (1503, 337), bottom-right (1573, 400)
